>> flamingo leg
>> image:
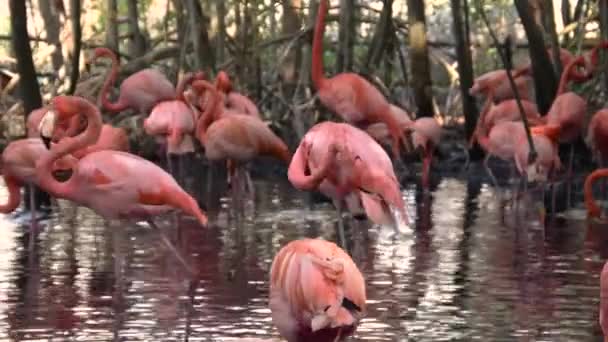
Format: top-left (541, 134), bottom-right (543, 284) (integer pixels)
top-left (245, 168), bottom-right (254, 198)
top-left (167, 152), bottom-right (175, 175)
top-left (566, 144), bottom-right (574, 209)
top-left (111, 225), bottom-right (125, 342)
top-left (483, 154), bottom-right (500, 189)
top-left (28, 185), bottom-right (37, 253)
top-left (145, 219), bottom-right (196, 277)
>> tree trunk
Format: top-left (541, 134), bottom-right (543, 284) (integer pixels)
top-left (281, 0), bottom-right (302, 86)
top-left (365, 0), bottom-right (393, 71)
top-left (38, 0), bottom-right (63, 73)
top-left (185, 0), bottom-right (215, 71)
top-left (215, 0), bottom-right (226, 63)
top-left (105, 0), bottom-right (118, 52)
top-left (561, 0), bottom-right (571, 27)
top-left (544, 0), bottom-right (563, 78)
top-left (9, 0), bottom-right (51, 209)
top-left (126, 0), bottom-right (146, 58)
top-left (450, 0), bottom-right (478, 143)
top-left (514, 0), bottom-right (557, 114)
top-left (336, 0), bottom-right (356, 72)
top-left (600, 0), bottom-right (608, 93)
top-left (406, 0), bottom-right (434, 117)
top-left (68, 0), bottom-right (81, 94)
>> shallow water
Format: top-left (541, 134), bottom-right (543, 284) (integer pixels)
top-left (0, 166), bottom-right (606, 341)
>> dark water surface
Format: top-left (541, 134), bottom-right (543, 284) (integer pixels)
top-left (0, 168), bottom-right (606, 341)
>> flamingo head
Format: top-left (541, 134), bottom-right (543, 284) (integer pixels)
top-left (39, 109), bottom-right (57, 149)
top-left (39, 96), bottom-right (81, 148)
top-left (216, 71), bottom-right (232, 93)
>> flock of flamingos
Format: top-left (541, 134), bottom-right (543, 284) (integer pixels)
top-left (4, 1), bottom-right (608, 340)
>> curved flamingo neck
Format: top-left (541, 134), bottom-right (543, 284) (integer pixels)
top-left (557, 56), bottom-right (584, 95)
top-left (469, 91), bottom-right (494, 147)
top-left (95, 48), bottom-right (129, 113)
top-left (311, 0), bottom-right (328, 90)
top-left (0, 175), bottom-right (21, 213)
top-left (192, 80), bottom-right (220, 144)
top-left (37, 96), bottom-right (103, 199)
top-left (176, 72), bottom-right (202, 102)
top-left (584, 168), bottom-right (608, 218)
top-left (288, 143), bottom-right (336, 190)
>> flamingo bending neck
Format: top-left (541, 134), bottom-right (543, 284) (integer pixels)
top-left (584, 168), bottom-right (608, 218)
top-left (94, 47), bottom-right (129, 113)
top-left (36, 96), bottom-right (103, 199)
top-left (191, 80), bottom-right (221, 144)
top-left (557, 56), bottom-right (585, 96)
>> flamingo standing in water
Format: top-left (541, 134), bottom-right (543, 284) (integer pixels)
top-left (36, 95), bottom-right (207, 272)
top-left (0, 138), bottom-right (76, 231)
top-left (269, 238), bottom-right (366, 342)
top-left (469, 95), bottom-right (544, 147)
top-left (288, 121), bottom-right (408, 247)
top-left (191, 80), bottom-right (291, 200)
top-left (475, 93), bottom-right (561, 188)
top-left (144, 72), bottom-right (206, 177)
top-left (311, 0), bottom-right (407, 159)
top-left (366, 105), bottom-right (442, 188)
top-left (91, 47), bottom-right (175, 115)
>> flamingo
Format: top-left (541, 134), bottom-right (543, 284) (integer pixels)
top-left (365, 105), bottom-right (442, 188)
top-left (600, 261), bottom-right (608, 342)
top-left (288, 121), bottom-right (408, 247)
top-left (269, 238), bottom-right (366, 342)
top-left (470, 47), bottom-right (587, 102)
top-left (191, 80), bottom-right (291, 200)
top-left (469, 95), bottom-right (544, 147)
top-left (312, 0), bottom-right (407, 159)
top-left (0, 138), bottom-right (76, 230)
top-left (36, 95), bottom-right (207, 272)
top-left (91, 47), bottom-right (175, 114)
top-left (587, 109), bottom-right (608, 166)
top-left (543, 55), bottom-right (590, 208)
top-left (469, 69), bottom-right (533, 103)
top-left (144, 72), bottom-right (205, 176)
top-left (214, 71), bottom-right (261, 118)
top-left (475, 94), bottom-right (561, 188)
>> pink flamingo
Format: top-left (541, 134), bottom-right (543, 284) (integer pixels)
top-left (543, 55), bottom-right (590, 207)
top-left (92, 47), bottom-right (175, 114)
top-left (475, 94), bottom-right (561, 188)
top-left (366, 105), bottom-right (442, 188)
top-left (191, 80), bottom-right (291, 199)
top-left (469, 69), bottom-right (533, 103)
top-left (587, 109), bottom-right (608, 166)
top-left (1, 138), bottom-right (76, 228)
top-left (36, 95), bottom-right (207, 272)
top-left (269, 238), bottom-right (366, 342)
top-left (312, 0), bottom-right (407, 159)
top-left (288, 121), bottom-right (408, 247)
top-left (144, 72), bottom-right (205, 175)
top-left (469, 47), bottom-right (590, 102)
top-left (469, 96), bottom-right (544, 147)
top-left (214, 71), bottom-right (261, 119)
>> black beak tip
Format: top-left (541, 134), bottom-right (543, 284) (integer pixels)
top-left (41, 136), bottom-right (52, 149)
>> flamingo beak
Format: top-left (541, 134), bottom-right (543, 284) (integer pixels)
top-left (39, 110), bottom-right (57, 149)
